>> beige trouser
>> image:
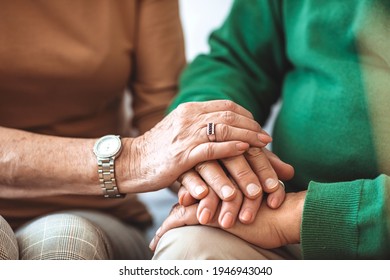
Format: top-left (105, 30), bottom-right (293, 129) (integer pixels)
top-left (152, 226), bottom-right (302, 260)
top-left (0, 211), bottom-right (151, 260)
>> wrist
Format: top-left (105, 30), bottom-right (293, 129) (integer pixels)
top-left (282, 191), bottom-right (306, 244)
top-left (116, 136), bottom-right (145, 194)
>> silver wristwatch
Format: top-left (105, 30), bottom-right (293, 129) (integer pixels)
top-left (93, 135), bottom-right (125, 198)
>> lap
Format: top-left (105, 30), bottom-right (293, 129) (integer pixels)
top-left (153, 225), bottom-right (301, 260)
top-left (13, 210), bottom-right (151, 260)
top-left (65, 210), bottom-right (152, 260)
top-left (0, 215), bottom-right (18, 260)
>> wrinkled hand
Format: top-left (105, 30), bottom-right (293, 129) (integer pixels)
top-left (149, 191), bottom-right (306, 251)
top-left (120, 100), bottom-right (271, 193)
top-left (176, 147), bottom-right (294, 228)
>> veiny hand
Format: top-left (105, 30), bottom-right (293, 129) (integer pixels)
top-left (119, 100), bottom-right (272, 193)
top-left (149, 191), bottom-right (306, 251)
top-left (176, 147), bottom-right (294, 228)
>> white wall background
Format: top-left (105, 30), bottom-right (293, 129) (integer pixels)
top-left (179, 0), bottom-right (234, 61)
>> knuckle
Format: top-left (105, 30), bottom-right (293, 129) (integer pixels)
top-left (234, 168), bottom-right (254, 181)
top-left (244, 129), bottom-right (252, 140)
top-left (195, 162), bottom-right (208, 173)
top-left (208, 174), bottom-right (225, 186)
top-left (169, 202), bottom-right (180, 214)
top-left (223, 100), bottom-right (237, 111)
top-left (246, 147), bottom-right (263, 158)
top-left (171, 204), bottom-right (186, 219)
top-left (254, 163), bottom-right (272, 174)
top-left (223, 111), bottom-right (236, 125)
top-left (196, 164), bottom-right (225, 187)
top-left (180, 173), bottom-right (195, 187)
top-left (221, 155), bottom-right (240, 164)
top-left (176, 102), bottom-right (192, 116)
top-left (202, 143), bottom-right (215, 159)
top-left (219, 123), bottom-right (230, 141)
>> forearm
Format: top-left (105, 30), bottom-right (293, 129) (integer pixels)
top-left (1, 100), bottom-right (270, 199)
top-left (0, 125), bottom-right (161, 198)
top-left (0, 126), bottom-right (100, 198)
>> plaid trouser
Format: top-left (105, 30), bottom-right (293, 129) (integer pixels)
top-left (0, 211), bottom-right (151, 260)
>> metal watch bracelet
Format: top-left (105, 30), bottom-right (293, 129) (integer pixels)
top-left (97, 158), bottom-right (125, 198)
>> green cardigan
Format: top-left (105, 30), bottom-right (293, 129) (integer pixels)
top-left (169, 0), bottom-right (390, 259)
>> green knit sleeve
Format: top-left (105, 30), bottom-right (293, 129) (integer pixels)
top-left (301, 175), bottom-right (390, 259)
top-left (168, 0), bottom-right (289, 125)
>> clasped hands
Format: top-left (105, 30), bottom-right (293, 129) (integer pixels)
top-left (132, 100), bottom-right (296, 251)
top-left (175, 147), bottom-right (293, 228)
top-left (148, 146), bottom-right (297, 251)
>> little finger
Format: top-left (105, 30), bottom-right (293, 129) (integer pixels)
top-left (266, 180), bottom-right (286, 209)
top-left (262, 148), bottom-right (295, 181)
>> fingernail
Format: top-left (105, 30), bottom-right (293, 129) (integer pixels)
top-left (221, 212), bottom-right (234, 228)
top-left (199, 208), bottom-right (211, 224)
top-left (149, 237), bottom-right (155, 249)
top-left (194, 185), bottom-right (206, 196)
top-left (265, 178), bottom-right (278, 189)
top-left (221, 185), bottom-right (235, 199)
top-left (156, 227), bottom-right (162, 237)
top-left (236, 142), bottom-right (249, 151)
top-left (258, 133), bottom-right (272, 143)
top-left (240, 209), bottom-right (253, 223)
top-left (269, 197), bottom-right (279, 209)
top-left (246, 183), bottom-right (261, 196)
top-left (178, 193), bottom-right (184, 205)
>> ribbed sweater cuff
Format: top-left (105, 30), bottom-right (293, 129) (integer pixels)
top-left (301, 180), bottom-right (362, 259)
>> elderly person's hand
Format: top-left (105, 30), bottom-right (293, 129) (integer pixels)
top-left (117, 100), bottom-right (272, 194)
top-left (149, 190), bottom-right (306, 251)
top-left (176, 148), bottom-right (294, 228)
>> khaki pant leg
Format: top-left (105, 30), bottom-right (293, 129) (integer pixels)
top-left (153, 226), bottom-right (301, 260)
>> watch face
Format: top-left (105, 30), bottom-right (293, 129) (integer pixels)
top-left (93, 135), bottom-right (122, 158)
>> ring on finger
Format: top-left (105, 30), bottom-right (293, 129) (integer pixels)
top-left (206, 122), bottom-right (216, 142)
top-left (278, 180), bottom-right (285, 189)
